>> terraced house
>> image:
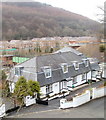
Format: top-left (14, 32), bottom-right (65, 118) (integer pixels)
top-left (9, 47), bottom-right (100, 100)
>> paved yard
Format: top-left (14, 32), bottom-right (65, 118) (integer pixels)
top-left (7, 97), bottom-right (105, 118)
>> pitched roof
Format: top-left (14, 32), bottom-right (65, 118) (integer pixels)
top-left (55, 46), bottom-right (84, 56)
top-left (37, 63), bottom-right (90, 86)
top-left (16, 51), bottom-right (84, 73)
top-left (11, 51), bottom-right (91, 86)
top-left (90, 62), bottom-right (100, 71)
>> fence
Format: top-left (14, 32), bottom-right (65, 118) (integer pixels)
top-left (92, 86), bottom-right (106, 99)
top-left (60, 86), bottom-right (106, 109)
top-left (24, 95), bottom-right (36, 107)
top-left (60, 90), bottom-right (90, 109)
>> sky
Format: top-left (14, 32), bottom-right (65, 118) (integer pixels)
top-left (2, 0), bottom-right (105, 21)
top-left (34, 0), bottom-right (105, 21)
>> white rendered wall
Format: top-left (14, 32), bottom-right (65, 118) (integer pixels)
top-left (92, 71), bottom-right (98, 80)
top-left (60, 90), bottom-right (90, 109)
top-left (0, 104), bottom-right (5, 118)
top-left (73, 91), bottom-right (90, 107)
top-left (87, 71), bottom-right (91, 80)
top-left (24, 95), bottom-right (36, 106)
top-left (53, 82), bottom-right (59, 94)
top-left (40, 86), bottom-right (46, 95)
top-left (92, 87), bottom-right (106, 99)
top-left (9, 82), bottom-right (15, 93)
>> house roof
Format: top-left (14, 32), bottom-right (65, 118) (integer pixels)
top-left (37, 63), bottom-right (90, 86)
top-left (11, 51), bottom-right (91, 86)
top-left (54, 46), bottom-right (83, 56)
top-left (90, 62), bottom-right (100, 71)
top-left (16, 51), bottom-right (84, 73)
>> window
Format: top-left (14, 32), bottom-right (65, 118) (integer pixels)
top-left (82, 74), bottom-right (86, 81)
top-left (61, 63), bottom-right (68, 73)
top-left (73, 61), bottom-right (79, 70)
top-left (15, 66), bottom-right (23, 76)
top-left (46, 84), bottom-right (52, 94)
top-left (82, 59), bottom-right (89, 67)
top-left (63, 81), bottom-right (67, 88)
top-left (43, 66), bottom-right (52, 78)
top-left (73, 77), bottom-right (77, 84)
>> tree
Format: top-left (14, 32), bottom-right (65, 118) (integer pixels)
top-left (0, 70), bottom-right (10, 97)
top-left (99, 44), bottom-right (106, 52)
top-left (36, 42), bottom-right (41, 53)
top-left (0, 70), bottom-right (7, 81)
top-left (55, 42), bottom-right (60, 51)
top-left (49, 47), bottom-right (54, 53)
top-left (14, 76), bottom-right (28, 103)
top-left (2, 80), bottom-right (10, 97)
top-left (45, 43), bottom-right (50, 53)
top-left (14, 76), bottom-right (40, 106)
top-left (27, 80), bottom-right (40, 96)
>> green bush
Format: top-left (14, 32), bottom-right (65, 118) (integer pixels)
top-left (99, 45), bottom-right (106, 52)
top-left (104, 81), bottom-right (106, 86)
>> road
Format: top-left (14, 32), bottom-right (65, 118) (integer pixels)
top-left (5, 78), bottom-right (104, 118)
top-left (7, 97), bottom-right (105, 118)
top-left (4, 79), bottom-right (105, 118)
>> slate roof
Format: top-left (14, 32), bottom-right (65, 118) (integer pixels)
top-left (36, 51), bottom-right (84, 72)
top-left (37, 63), bottom-right (90, 86)
top-left (9, 51), bottom-right (92, 86)
top-left (14, 51), bottom-right (84, 73)
top-left (90, 62), bottom-right (100, 71)
top-left (55, 46), bottom-right (84, 56)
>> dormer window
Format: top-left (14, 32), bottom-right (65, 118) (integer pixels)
top-left (61, 63), bottom-right (68, 73)
top-left (82, 59), bottom-right (89, 67)
top-left (15, 66), bottom-right (24, 76)
top-left (43, 66), bottom-right (52, 78)
top-left (72, 61), bottom-right (79, 70)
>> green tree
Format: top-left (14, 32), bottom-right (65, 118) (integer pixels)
top-left (99, 44), bottom-right (106, 52)
top-left (55, 42), bottom-right (60, 51)
top-left (14, 76), bottom-right (28, 103)
top-left (14, 77), bottom-right (40, 106)
top-left (27, 80), bottom-right (40, 96)
top-left (45, 45), bottom-right (50, 53)
top-left (49, 47), bottom-right (54, 53)
top-left (36, 42), bottom-right (41, 53)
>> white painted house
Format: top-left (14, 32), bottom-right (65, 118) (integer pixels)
top-left (9, 47), bottom-right (100, 100)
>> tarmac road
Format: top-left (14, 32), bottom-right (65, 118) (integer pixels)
top-left (8, 97), bottom-right (105, 118)
top-left (5, 79), bottom-right (105, 118)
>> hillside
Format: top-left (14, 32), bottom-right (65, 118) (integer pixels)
top-left (2, 2), bottom-right (101, 40)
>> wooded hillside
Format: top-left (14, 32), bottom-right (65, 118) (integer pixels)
top-left (2, 2), bottom-right (101, 40)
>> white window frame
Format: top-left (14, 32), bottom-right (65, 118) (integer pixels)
top-left (63, 81), bottom-right (67, 88)
top-left (73, 61), bottom-right (79, 70)
top-left (14, 66), bottom-right (23, 76)
top-left (46, 84), bottom-right (52, 94)
top-left (82, 59), bottom-right (89, 67)
top-left (61, 63), bottom-right (68, 73)
top-left (82, 73), bottom-right (86, 81)
top-left (43, 66), bottom-right (52, 78)
top-left (73, 76), bottom-right (77, 84)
